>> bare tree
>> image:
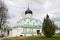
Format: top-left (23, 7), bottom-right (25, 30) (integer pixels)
top-left (0, 0), bottom-right (8, 28)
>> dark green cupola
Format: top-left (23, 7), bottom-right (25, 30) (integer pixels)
top-left (25, 8), bottom-right (32, 15)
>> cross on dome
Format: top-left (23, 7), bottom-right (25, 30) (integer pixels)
top-left (25, 0), bottom-right (32, 15)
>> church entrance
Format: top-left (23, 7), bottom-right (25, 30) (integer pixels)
top-left (7, 30), bottom-right (10, 36)
top-left (37, 30), bottom-right (40, 36)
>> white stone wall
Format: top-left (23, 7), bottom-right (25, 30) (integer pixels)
top-left (9, 28), bottom-right (23, 37)
top-left (55, 30), bottom-right (60, 33)
top-left (26, 13), bottom-right (32, 18)
top-left (8, 27), bottom-right (42, 37)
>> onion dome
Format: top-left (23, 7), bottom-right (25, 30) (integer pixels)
top-left (25, 8), bottom-right (32, 15)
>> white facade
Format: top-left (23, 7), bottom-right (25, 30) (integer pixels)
top-left (7, 28), bottom-right (42, 37)
top-left (4, 8), bottom-right (42, 37)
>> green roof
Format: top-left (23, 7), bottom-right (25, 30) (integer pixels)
top-left (0, 29), bottom-right (3, 31)
top-left (57, 27), bottom-right (60, 30)
top-left (22, 32), bottom-right (36, 34)
top-left (18, 17), bottom-right (41, 23)
top-left (16, 24), bottom-right (42, 29)
top-left (16, 17), bottom-right (42, 29)
top-left (4, 26), bottom-right (12, 30)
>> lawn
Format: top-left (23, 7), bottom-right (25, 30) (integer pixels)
top-left (3, 35), bottom-right (60, 40)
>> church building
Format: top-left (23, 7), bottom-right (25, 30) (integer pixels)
top-left (4, 7), bottom-right (42, 37)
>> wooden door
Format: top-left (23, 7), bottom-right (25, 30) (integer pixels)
top-left (37, 30), bottom-right (40, 36)
top-left (7, 30), bottom-right (9, 36)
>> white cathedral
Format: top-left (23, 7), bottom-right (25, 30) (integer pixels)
top-left (3, 7), bottom-right (43, 37)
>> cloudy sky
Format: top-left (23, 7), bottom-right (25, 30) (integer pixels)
top-left (2, 0), bottom-right (60, 27)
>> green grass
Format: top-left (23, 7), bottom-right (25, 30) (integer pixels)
top-left (3, 35), bottom-right (60, 40)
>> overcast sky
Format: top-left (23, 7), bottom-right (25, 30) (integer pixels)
top-left (2, 0), bottom-right (60, 27)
